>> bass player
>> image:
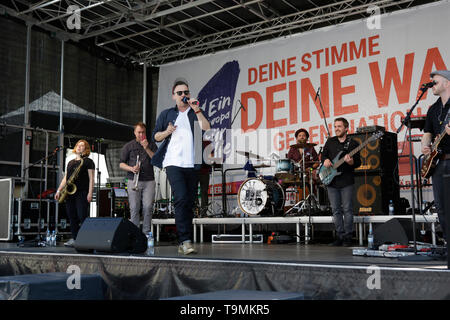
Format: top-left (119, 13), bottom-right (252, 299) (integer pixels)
top-left (321, 118), bottom-right (361, 246)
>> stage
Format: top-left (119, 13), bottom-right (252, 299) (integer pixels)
top-left (0, 241), bottom-right (449, 300)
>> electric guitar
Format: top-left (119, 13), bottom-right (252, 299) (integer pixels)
top-left (420, 129), bottom-right (448, 179)
top-left (318, 131), bottom-right (384, 186)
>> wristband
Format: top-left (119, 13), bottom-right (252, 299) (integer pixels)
top-left (195, 110), bottom-right (202, 114)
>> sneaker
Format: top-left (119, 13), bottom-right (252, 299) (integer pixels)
top-left (178, 241), bottom-right (196, 255)
top-left (329, 238), bottom-right (343, 246)
top-left (64, 238), bottom-right (75, 247)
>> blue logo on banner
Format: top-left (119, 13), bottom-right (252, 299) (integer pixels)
top-left (197, 61), bottom-right (240, 161)
top-left (198, 61), bottom-right (240, 130)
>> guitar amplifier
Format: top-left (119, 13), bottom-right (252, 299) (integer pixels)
top-left (350, 131), bottom-right (398, 175)
top-left (356, 125), bottom-right (386, 133)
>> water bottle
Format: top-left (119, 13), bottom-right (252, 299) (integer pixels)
top-left (51, 230), bottom-right (56, 247)
top-left (46, 230), bottom-right (51, 246)
top-left (147, 232), bottom-right (154, 255)
top-left (389, 200), bottom-right (394, 216)
top-left (367, 223), bottom-right (374, 250)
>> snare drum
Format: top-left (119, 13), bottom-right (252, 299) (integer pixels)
top-left (238, 178), bottom-right (285, 216)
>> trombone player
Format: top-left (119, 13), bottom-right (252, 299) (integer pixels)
top-left (120, 122), bottom-right (158, 235)
top-left (55, 139), bottom-right (95, 247)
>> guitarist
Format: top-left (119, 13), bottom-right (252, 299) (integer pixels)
top-left (322, 118), bottom-right (361, 246)
top-left (421, 70), bottom-right (450, 243)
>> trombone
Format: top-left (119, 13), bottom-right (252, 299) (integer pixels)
top-left (132, 155), bottom-right (140, 191)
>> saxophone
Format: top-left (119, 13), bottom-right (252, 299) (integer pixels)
top-left (58, 158), bottom-right (84, 203)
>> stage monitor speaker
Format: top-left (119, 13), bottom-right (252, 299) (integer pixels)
top-left (0, 178), bottom-right (13, 241)
top-left (354, 173), bottom-right (400, 215)
top-left (350, 130), bottom-right (398, 174)
top-left (373, 218), bottom-right (415, 247)
top-left (74, 218), bottom-right (147, 254)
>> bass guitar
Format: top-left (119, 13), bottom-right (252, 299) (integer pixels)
top-left (318, 131), bottom-right (384, 186)
top-left (420, 130), bottom-right (448, 179)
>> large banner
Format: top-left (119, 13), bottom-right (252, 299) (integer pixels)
top-left (157, 1), bottom-right (449, 203)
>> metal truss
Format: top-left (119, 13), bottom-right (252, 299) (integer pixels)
top-left (0, 0), bottom-right (434, 65)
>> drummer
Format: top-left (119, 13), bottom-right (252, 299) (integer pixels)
top-left (287, 128), bottom-right (319, 171)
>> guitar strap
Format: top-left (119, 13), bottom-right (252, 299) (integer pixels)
top-left (438, 104), bottom-right (450, 131)
top-left (343, 137), bottom-right (351, 152)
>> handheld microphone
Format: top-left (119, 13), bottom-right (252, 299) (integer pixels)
top-left (422, 81), bottom-right (436, 88)
top-left (314, 87), bottom-right (320, 101)
top-left (182, 96), bottom-right (199, 105)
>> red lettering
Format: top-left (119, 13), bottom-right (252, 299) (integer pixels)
top-left (266, 83), bottom-right (287, 129)
top-left (349, 38), bottom-right (367, 60)
top-left (331, 43), bottom-right (348, 65)
top-left (301, 74), bottom-right (330, 122)
top-left (309, 126), bottom-right (319, 145)
top-left (289, 80), bottom-right (298, 125)
top-left (259, 64), bottom-right (268, 83)
top-left (333, 67), bottom-right (358, 116)
top-left (241, 91), bottom-right (263, 132)
top-left (287, 57), bottom-right (296, 76)
top-left (248, 68), bottom-right (257, 85)
top-left (274, 132), bottom-right (284, 151)
top-left (369, 53), bottom-right (414, 108)
top-left (301, 53), bottom-right (312, 72)
top-left (368, 35), bottom-right (380, 56)
top-left (417, 47), bottom-right (447, 100)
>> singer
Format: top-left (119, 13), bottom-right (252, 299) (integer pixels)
top-left (152, 79), bottom-right (210, 255)
top-left (120, 122), bottom-right (158, 235)
top-left (421, 70), bottom-right (450, 243)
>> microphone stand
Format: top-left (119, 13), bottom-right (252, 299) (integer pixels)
top-left (231, 100), bottom-right (245, 126)
top-left (95, 139), bottom-right (103, 217)
top-left (397, 86), bottom-right (432, 261)
top-left (316, 88), bottom-right (331, 139)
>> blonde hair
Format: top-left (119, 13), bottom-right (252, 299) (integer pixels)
top-left (72, 139), bottom-right (91, 157)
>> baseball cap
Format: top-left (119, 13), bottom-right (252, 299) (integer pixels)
top-left (430, 70), bottom-right (450, 81)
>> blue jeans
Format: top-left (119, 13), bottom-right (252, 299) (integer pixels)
top-left (327, 184), bottom-right (354, 240)
top-left (65, 190), bottom-right (89, 239)
top-left (432, 158), bottom-right (450, 241)
top-left (165, 166), bottom-right (199, 244)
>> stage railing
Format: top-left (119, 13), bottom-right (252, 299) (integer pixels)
top-left (151, 214), bottom-right (439, 246)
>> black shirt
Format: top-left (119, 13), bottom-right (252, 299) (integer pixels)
top-left (322, 136), bottom-right (362, 188)
top-left (120, 139), bottom-right (158, 181)
top-left (66, 157), bottom-right (95, 192)
top-left (424, 97), bottom-right (450, 154)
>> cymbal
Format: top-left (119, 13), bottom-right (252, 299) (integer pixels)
top-left (290, 142), bottom-right (317, 149)
top-left (236, 150), bottom-right (266, 160)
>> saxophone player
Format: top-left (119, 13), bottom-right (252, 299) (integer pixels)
top-left (55, 139), bottom-right (95, 247)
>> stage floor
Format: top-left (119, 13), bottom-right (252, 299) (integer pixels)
top-left (0, 241), bottom-right (447, 268)
top-left (1, 241), bottom-right (449, 300)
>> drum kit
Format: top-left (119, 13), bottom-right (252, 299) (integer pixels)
top-left (237, 142), bottom-right (329, 217)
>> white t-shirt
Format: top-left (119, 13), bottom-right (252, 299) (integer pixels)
top-left (163, 108), bottom-right (194, 168)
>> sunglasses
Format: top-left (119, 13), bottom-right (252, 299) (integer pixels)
top-left (175, 90), bottom-right (190, 96)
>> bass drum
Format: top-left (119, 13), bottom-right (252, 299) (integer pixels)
top-left (238, 178), bottom-right (285, 216)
